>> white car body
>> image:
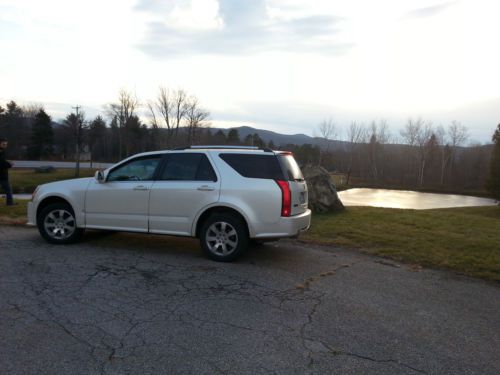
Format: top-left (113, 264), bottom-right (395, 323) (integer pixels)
top-left (27, 149), bottom-right (311, 245)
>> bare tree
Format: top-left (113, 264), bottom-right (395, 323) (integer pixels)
top-left (146, 101), bottom-right (161, 150)
top-left (400, 117), bottom-right (422, 147)
top-left (147, 101), bottom-right (159, 129)
top-left (376, 119), bottom-right (391, 144)
top-left (345, 121), bottom-right (366, 185)
top-left (317, 118), bottom-right (337, 167)
top-left (448, 121), bottom-right (469, 177)
top-left (449, 120), bottom-right (469, 149)
top-left (401, 118), bottom-right (434, 186)
top-left (367, 121), bottom-right (379, 182)
top-left (416, 122), bottom-right (435, 186)
top-left (173, 89), bottom-right (187, 139)
top-left (156, 87), bottom-right (172, 134)
top-left (151, 87), bottom-right (189, 148)
top-left (106, 89), bottom-right (138, 158)
top-left (365, 119), bottom-right (392, 183)
top-left (184, 96), bottom-right (210, 145)
top-left (436, 125), bottom-right (451, 185)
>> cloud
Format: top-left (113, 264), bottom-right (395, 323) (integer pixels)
top-left (404, 1), bottom-right (458, 19)
top-left (135, 0), bottom-right (351, 57)
top-left (217, 0), bottom-right (267, 28)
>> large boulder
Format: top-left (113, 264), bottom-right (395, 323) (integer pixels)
top-left (302, 165), bottom-right (345, 213)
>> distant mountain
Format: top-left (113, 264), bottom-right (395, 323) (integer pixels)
top-left (209, 126), bottom-right (494, 155)
top-left (213, 125), bottom-right (349, 150)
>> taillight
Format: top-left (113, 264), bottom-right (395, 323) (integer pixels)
top-left (275, 180), bottom-right (291, 217)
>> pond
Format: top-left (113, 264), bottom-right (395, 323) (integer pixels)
top-left (337, 188), bottom-right (498, 210)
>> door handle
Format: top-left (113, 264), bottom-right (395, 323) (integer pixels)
top-left (133, 185), bottom-right (149, 191)
top-left (197, 185), bottom-right (215, 191)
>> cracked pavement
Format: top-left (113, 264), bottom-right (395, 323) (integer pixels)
top-left (0, 226), bottom-right (499, 374)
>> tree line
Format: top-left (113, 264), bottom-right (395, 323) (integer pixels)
top-left (0, 88), bottom-right (211, 164)
top-left (0, 91), bottom-right (498, 197)
top-left (311, 118), bottom-right (496, 195)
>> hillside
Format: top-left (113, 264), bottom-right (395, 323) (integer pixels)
top-left (213, 125), bottom-right (349, 150)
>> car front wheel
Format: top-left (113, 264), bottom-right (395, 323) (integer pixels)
top-left (200, 213), bottom-right (248, 262)
top-left (37, 202), bottom-right (84, 244)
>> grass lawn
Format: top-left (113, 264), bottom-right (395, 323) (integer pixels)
top-left (303, 206), bottom-right (500, 282)
top-left (0, 200), bottom-right (28, 225)
top-left (9, 168), bottom-right (95, 193)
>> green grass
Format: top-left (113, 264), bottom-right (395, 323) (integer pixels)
top-left (0, 200), bottom-right (28, 225)
top-left (9, 168), bottom-right (95, 193)
top-left (303, 206), bottom-right (500, 282)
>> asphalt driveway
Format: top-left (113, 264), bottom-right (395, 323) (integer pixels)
top-left (0, 226), bottom-right (498, 374)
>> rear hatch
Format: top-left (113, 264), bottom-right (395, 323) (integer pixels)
top-left (277, 153), bottom-right (308, 216)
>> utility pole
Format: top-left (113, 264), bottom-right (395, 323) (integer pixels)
top-left (72, 105), bottom-right (81, 178)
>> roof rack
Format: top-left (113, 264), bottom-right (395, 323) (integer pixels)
top-left (172, 145), bottom-right (273, 152)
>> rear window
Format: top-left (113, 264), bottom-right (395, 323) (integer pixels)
top-left (220, 154), bottom-right (284, 180)
top-left (279, 154), bottom-right (304, 181)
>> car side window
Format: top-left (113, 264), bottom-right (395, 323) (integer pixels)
top-left (219, 154), bottom-right (284, 180)
top-left (107, 156), bottom-right (162, 182)
top-left (159, 153), bottom-right (217, 181)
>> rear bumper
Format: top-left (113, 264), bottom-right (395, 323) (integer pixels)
top-left (252, 209), bottom-right (311, 239)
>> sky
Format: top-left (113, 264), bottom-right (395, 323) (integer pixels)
top-left (1, 0), bottom-right (499, 143)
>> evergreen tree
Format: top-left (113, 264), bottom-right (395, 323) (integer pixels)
top-left (109, 117), bottom-right (120, 161)
top-left (486, 124), bottom-right (500, 200)
top-left (28, 109), bottom-right (53, 159)
top-left (123, 115), bottom-right (143, 155)
top-left (0, 105), bottom-right (5, 135)
top-left (244, 133), bottom-right (265, 147)
top-left (227, 128), bottom-right (240, 145)
top-left (4, 101), bottom-right (27, 158)
top-left (213, 130), bottom-right (227, 145)
top-left (62, 111), bottom-right (88, 176)
top-left (88, 116), bottom-right (107, 162)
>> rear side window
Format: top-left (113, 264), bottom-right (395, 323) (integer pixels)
top-left (279, 154), bottom-right (304, 181)
top-left (220, 154), bottom-right (284, 180)
top-left (159, 153), bottom-right (217, 181)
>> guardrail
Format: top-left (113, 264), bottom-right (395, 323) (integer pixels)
top-left (10, 160), bottom-right (114, 169)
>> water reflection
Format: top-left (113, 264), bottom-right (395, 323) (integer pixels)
top-left (338, 188), bottom-right (498, 209)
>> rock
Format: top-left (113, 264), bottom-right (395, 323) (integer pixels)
top-left (302, 165), bottom-right (345, 213)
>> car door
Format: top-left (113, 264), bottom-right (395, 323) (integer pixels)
top-left (148, 153), bottom-right (220, 236)
top-left (85, 155), bottom-right (162, 232)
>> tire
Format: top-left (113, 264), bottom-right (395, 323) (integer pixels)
top-left (37, 202), bottom-right (84, 244)
top-left (199, 213), bottom-right (249, 262)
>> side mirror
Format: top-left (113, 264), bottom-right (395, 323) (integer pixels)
top-left (95, 170), bottom-right (105, 183)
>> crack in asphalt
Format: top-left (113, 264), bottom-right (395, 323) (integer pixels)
top-left (293, 262), bottom-right (427, 374)
top-left (4, 256), bottom-right (307, 369)
top-left (10, 258), bottom-right (414, 374)
top-left (329, 347), bottom-right (428, 374)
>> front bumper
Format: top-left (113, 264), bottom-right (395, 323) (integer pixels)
top-left (27, 201), bottom-right (36, 226)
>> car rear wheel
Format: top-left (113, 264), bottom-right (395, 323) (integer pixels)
top-left (200, 213), bottom-right (248, 262)
top-left (37, 203), bottom-right (84, 244)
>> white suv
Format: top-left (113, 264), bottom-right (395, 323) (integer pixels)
top-left (27, 146), bottom-right (311, 261)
